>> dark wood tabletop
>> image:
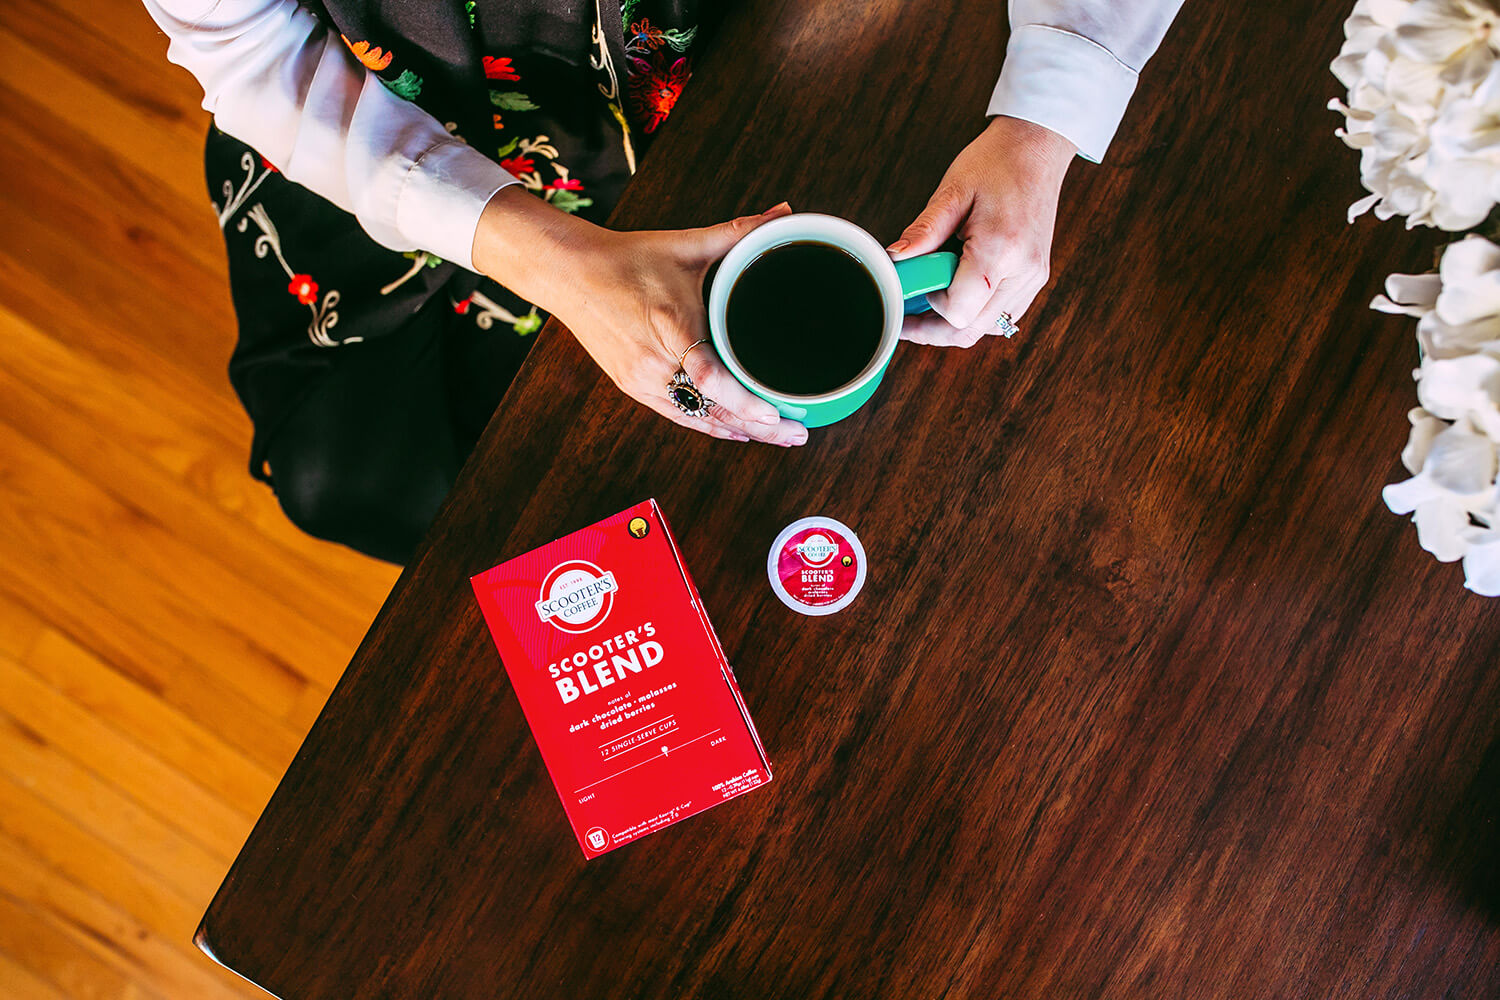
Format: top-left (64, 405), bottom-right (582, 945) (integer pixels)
top-left (194, 0), bottom-right (1500, 997)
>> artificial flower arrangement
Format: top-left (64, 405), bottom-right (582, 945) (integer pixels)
top-left (1331, 0), bottom-right (1500, 594)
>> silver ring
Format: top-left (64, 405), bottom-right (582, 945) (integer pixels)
top-left (667, 368), bottom-right (715, 419)
top-left (996, 312), bottom-right (1019, 339)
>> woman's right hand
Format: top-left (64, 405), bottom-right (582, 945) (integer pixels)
top-left (472, 187), bottom-right (807, 446)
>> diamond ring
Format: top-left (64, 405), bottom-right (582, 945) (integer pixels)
top-left (667, 368), bottom-right (715, 418)
top-left (996, 312), bottom-right (1019, 339)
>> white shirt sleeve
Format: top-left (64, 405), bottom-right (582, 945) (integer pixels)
top-left (988, 0), bottom-right (1185, 162)
top-left (141, 0), bottom-right (521, 272)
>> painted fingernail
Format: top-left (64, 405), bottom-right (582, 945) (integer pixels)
top-left (887, 239), bottom-right (909, 254)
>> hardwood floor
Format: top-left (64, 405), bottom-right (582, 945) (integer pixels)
top-left (0, 2), bottom-right (403, 996)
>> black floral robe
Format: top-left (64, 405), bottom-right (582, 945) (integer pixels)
top-left (206, 0), bottom-right (704, 481)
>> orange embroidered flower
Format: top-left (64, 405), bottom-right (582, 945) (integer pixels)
top-left (483, 56), bottom-right (520, 81)
top-left (493, 113), bottom-right (504, 129)
top-left (341, 35), bottom-right (393, 71)
top-left (628, 20), bottom-right (665, 50)
top-left (287, 274), bottom-right (319, 305)
top-left (500, 155), bottom-right (535, 176)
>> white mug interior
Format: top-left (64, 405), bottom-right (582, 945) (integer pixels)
top-left (708, 213), bottom-right (903, 404)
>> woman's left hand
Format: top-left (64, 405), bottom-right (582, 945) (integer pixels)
top-left (889, 115), bottom-right (1077, 347)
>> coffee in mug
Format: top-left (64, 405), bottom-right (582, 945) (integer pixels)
top-left (724, 241), bottom-right (884, 396)
top-left (707, 212), bottom-right (957, 428)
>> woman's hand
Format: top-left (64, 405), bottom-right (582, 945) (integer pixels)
top-left (889, 115), bottom-right (1077, 348)
top-left (472, 188), bottom-right (806, 446)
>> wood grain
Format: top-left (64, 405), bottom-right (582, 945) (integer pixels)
top-left (0, 0), bottom-right (402, 996)
top-left (197, 0), bottom-right (1500, 998)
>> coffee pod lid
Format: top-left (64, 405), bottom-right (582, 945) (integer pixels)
top-left (767, 516), bottom-right (866, 616)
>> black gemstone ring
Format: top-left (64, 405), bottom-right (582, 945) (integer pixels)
top-left (668, 369), bottom-right (715, 419)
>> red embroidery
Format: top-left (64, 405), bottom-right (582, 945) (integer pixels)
top-left (483, 55), bottom-right (520, 81)
top-left (500, 156), bottom-right (536, 176)
top-left (287, 274), bottom-right (319, 305)
top-left (627, 53), bottom-right (691, 134)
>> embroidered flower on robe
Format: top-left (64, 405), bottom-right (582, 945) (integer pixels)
top-left (340, 35), bottom-right (393, 71)
top-left (382, 70), bottom-right (423, 101)
top-left (500, 155), bottom-right (536, 176)
top-left (628, 19), bottom-right (666, 50)
top-left (512, 309), bottom-right (543, 335)
top-left (483, 56), bottom-right (520, 81)
top-left (287, 274), bottom-right (319, 305)
top-left (627, 52), bottom-right (691, 133)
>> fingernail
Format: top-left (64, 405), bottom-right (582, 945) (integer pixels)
top-left (887, 239), bottom-right (909, 254)
top-left (757, 412), bottom-right (780, 425)
top-left (762, 201), bottom-right (790, 215)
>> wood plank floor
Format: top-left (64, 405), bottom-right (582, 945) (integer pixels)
top-left (0, 2), bottom-right (403, 996)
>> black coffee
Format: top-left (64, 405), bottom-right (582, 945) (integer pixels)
top-left (725, 241), bottom-right (883, 396)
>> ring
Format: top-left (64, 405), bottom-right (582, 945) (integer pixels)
top-left (996, 312), bottom-right (1019, 339)
top-left (667, 368), bottom-right (715, 418)
top-left (676, 338), bottom-right (711, 367)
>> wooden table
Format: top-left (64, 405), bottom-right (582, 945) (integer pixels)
top-left (194, 1), bottom-right (1500, 996)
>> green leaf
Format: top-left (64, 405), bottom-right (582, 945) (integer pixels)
top-left (490, 91), bottom-right (539, 112)
top-left (661, 27), bottom-right (697, 52)
top-left (495, 136), bottom-right (520, 158)
top-left (380, 69), bottom-right (422, 101)
top-left (546, 190), bottom-right (594, 214)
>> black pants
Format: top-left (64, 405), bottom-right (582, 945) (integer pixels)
top-left (208, 126), bottom-right (543, 565)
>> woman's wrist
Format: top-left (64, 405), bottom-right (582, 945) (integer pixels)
top-left (470, 184), bottom-right (603, 312)
top-left (983, 115), bottom-right (1077, 187)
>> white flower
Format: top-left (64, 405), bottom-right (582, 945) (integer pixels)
top-left (1459, 523), bottom-right (1500, 592)
top-left (1383, 410), bottom-right (1496, 560)
top-left (1372, 235), bottom-right (1500, 357)
top-left (1330, 0), bottom-right (1500, 229)
top-left (1376, 235), bottom-right (1500, 591)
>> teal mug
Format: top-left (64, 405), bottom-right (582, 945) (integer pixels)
top-left (707, 213), bottom-right (957, 428)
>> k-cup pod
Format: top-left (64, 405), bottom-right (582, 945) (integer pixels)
top-left (768, 516), bottom-right (867, 616)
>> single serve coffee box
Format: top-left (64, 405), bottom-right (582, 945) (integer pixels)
top-left (471, 499), bottom-right (771, 858)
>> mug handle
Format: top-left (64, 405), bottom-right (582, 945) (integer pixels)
top-left (894, 252), bottom-right (959, 316)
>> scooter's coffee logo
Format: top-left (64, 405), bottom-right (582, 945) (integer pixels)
top-left (535, 560), bottom-right (617, 633)
top-left (794, 533), bottom-right (839, 567)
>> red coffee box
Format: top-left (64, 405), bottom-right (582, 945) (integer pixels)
top-left (470, 499), bottom-right (771, 858)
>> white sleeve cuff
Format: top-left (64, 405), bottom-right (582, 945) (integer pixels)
top-left (986, 23), bottom-right (1141, 163)
top-left (396, 138), bottom-right (520, 273)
